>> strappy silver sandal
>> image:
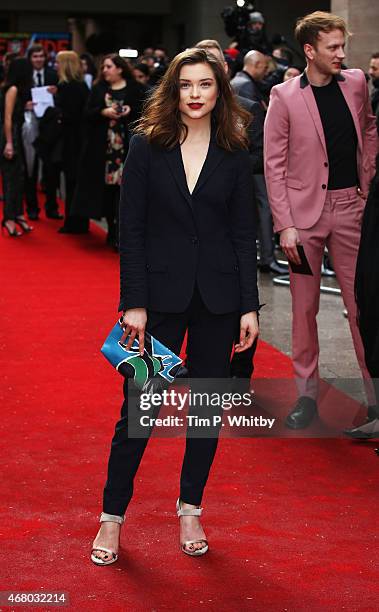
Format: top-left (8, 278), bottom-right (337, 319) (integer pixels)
top-left (91, 512), bottom-right (124, 566)
top-left (176, 498), bottom-right (209, 556)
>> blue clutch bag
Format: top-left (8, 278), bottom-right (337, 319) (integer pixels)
top-left (101, 318), bottom-right (184, 391)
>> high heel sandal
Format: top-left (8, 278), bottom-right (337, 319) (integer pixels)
top-left (91, 512), bottom-right (124, 566)
top-left (176, 498), bottom-right (209, 556)
top-left (1, 220), bottom-right (22, 237)
top-left (15, 217), bottom-right (33, 232)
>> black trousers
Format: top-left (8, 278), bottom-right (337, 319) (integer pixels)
top-left (230, 338), bottom-right (258, 378)
top-left (103, 286), bottom-right (239, 516)
top-left (230, 310), bottom-right (260, 379)
top-left (1, 152), bottom-right (24, 221)
top-left (103, 185), bottom-right (120, 245)
top-left (61, 173), bottom-right (89, 233)
top-left (25, 155), bottom-right (60, 215)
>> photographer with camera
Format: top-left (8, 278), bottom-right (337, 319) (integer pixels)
top-left (245, 11), bottom-right (271, 55)
top-left (222, 3), bottom-right (299, 91)
top-left (222, 5), bottom-right (271, 56)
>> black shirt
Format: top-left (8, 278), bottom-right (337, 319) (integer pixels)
top-left (311, 78), bottom-right (358, 190)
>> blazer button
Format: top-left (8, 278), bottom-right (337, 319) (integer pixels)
top-left (322, 184), bottom-right (327, 189)
top-left (324, 162), bottom-right (328, 167)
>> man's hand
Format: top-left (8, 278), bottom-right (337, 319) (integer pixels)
top-left (280, 227), bottom-right (301, 265)
top-left (121, 308), bottom-right (147, 356)
top-left (47, 85), bottom-right (57, 95)
top-left (234, 311), bottom-right (259, 353)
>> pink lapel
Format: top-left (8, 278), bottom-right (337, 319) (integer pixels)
top-left (337, 78), bottom-right (363, 154)
top-left (300, 85), bottom-right (328, 157)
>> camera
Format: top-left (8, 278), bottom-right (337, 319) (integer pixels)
top-left (221, 1), bottom-right (254, 39)
top-left (221, 1), bottom-right (271, 55)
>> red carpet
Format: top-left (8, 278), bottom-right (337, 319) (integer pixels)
top-left (1, 208), bottom-right (378, 611)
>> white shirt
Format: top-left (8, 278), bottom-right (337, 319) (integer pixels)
top-left (84, 73), bottom-right (93, 89)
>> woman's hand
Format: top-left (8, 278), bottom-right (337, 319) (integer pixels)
top-left (120, 105), bottom-right (131, 117)
top-left (25, 101), bottom-right (35, 111)
top-left (3, 142), bottom-right (14, 159)
top-left (234, 311), bottom-right (259, 353)
top-left (101, 106), bottom-right (121, 120)
top-left (121, 308), bottom-right (147, 355)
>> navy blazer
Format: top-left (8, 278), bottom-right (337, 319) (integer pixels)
top-left (119, 133), bottom-right (259, 315)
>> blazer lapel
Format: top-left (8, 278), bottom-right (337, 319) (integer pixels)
top-left (164, 144), bottom-right (194, 210)
top-left (300, 79), bottom-right (328, 158)
top-left (337, 78), bottom-right (363, 154)
top-left (192, 137), bottom-right (227, 196)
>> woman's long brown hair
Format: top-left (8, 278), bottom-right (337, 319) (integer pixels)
top-left (134, 48), bottom-right (250, 151)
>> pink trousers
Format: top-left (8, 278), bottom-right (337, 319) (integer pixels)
top-left (289, 186), bottom-right (373, 403)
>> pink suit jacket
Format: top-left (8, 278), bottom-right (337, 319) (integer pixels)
top-left (264, 70), bottom-right (378, 231)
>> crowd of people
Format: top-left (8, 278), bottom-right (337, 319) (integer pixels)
top-left (1, 36), bottom-right (378, 248)
top-left (0, 37), bottom-right (307, 246)
top-left (1, 10), bottom-right (379, 565)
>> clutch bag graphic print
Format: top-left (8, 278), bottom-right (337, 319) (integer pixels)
top-left (101, 318), bottom-right (183, 390)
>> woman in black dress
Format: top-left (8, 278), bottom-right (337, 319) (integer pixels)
top-left (55, 51), bottom-right (89, 234)
top-left (71, 54), bottom-right (146, 245)
top-left (91, 48), bottom-right (259, 565)
top-left (1, 58), bottom-right (33, 237)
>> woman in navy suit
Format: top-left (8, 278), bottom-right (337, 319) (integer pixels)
top-left (91, 48), bottom-right (259, 564)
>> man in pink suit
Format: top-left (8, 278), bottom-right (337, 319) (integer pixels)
top-left (264, 11), bottom-right (378, 428)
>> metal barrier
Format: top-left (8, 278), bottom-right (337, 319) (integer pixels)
top-left (271, 258), bottom-right (342, 296)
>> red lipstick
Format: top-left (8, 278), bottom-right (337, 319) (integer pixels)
top-left (188, 103), bottom-right (203, 109)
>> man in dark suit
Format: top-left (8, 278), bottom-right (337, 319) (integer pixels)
top-left (26, 44), bottom-right (62, 220)
top-left (230, 50), bottom-right (269, 109)
top-left (28, 44), bottom-right (58, 89)
top-left (230, 48), bottom-right (287, 277)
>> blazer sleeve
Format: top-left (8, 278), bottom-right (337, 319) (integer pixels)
top-left (229, 150), bottom-right (259, 314)
top-left (248, 101), bottom-right (264, 174)
top-left (264, 85), bottom-right (295, 232)
top-left (118, 134), bottom-right (151, 312)
top-left (85, 83), bottom-right (108, 123)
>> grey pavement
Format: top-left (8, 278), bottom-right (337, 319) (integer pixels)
top-left (257, 261), bottom-right (366, 403)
